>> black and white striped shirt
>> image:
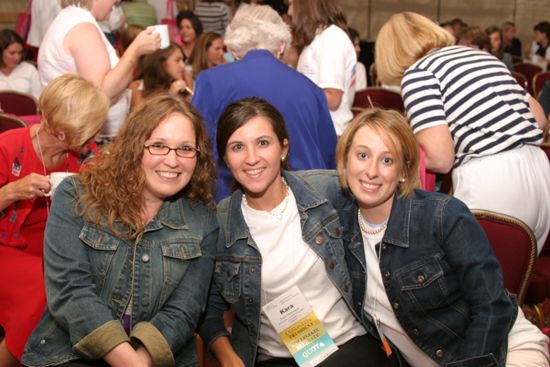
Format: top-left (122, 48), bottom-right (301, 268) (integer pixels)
top-left (401, 45), bottom-right (543, 167)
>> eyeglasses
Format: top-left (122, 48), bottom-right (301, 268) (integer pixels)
top-left (144, 143), bottom-right (200, 158)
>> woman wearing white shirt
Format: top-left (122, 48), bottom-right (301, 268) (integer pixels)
top-left (0, 30), bottom-right (42, 100)
top-left (289, 0), bottom-right (357, 136)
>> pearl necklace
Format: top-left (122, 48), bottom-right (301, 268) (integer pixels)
top-left (242, 177), bottom-right (290, 220)
top-left (358, 210), bottom-right (388, 235)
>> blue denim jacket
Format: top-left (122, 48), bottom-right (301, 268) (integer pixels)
top-left (198, 170), bottom-right (358, 367)
top-left (22, 177), bottom-right (218, 367)
top-left (339, 189), bottom-right (517, 367)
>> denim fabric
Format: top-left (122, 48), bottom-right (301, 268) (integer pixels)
top-left (198, 170), bottom-right (358, 367)
top-left (22, 177), bottom-right (218, 367)
top-left (339, 189), bottom-right (517, 367)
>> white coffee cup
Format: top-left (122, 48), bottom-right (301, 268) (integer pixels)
top-left (152, 24), bottom-right (170, 49)
top-left (45, 172), bottom-right (77, 197)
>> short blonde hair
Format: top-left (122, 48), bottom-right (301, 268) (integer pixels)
top-left (336, 108), bottom-right (421, 198)
top-left (39, 73), bottom-right (109, 148)
top-left (375, 12), bottom-right (455, 86)
top-left (60, 0), bottom-right (91, 8)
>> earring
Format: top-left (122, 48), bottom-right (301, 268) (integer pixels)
top-left (281, 156), bottom-right (286, 162)
top-left (399, 178), bottom-right (406, 183)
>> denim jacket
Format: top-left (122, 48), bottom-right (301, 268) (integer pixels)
top-left (198, 170), bottom-right (358, 367)
top-left (22, 177), bottom-right (218, 367)
top-left (339, 189), bottom-right (517, 367)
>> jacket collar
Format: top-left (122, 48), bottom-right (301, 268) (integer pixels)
top-left (146, 196), bottom-right (189, 231)
top-left (222, 171), bottom-right (328, 247)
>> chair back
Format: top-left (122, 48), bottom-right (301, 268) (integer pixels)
top-left (511, 71), bottom-right (528, 91)
top-left (353, 87), bottom-right (404, 112)
top-left (0, 91), bottom-right (38, 116)
top-left (0, 113), bottom-right (27, 133)
top-left (369, 63), bottom-right (379, 87)
top-left (471, 210), bottom-right (537, 305)
top-left (513, 62), bottom-right (543, 95)
top-left (533, 71), bottom-right (550, 97)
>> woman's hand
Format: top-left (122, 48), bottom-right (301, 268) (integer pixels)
top-left (210, 337), bottom-right (246, 367)
top-left (0, 173), bottom-right (51, 210)
top-left (169, 79), bottom-right (188, 95)
top-left (131, 28), bottom-right (161, 58)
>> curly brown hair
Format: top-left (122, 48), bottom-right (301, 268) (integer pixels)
top-left (78, 94), bottom-right (216, 239)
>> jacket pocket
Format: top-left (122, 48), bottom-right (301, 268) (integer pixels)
top-left (395, 255), bottom-right (450, 311)
top-left (79, 225), bottom-right (121, 287)
top-left (161, 239), bottom-right (202, 288)
top-left (214, 260), bottom-right (241, 303)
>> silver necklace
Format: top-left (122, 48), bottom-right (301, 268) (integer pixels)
top-left (243, 177), bottom-right (290, 220)
top-left (358, 209), bottom-right (388, 235)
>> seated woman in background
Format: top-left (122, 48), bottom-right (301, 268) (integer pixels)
top-left (22, 94), bottom-right (218, 367)
top-left (191, 32), bottom-right (226, 78)
top-left (0, 73), bottom-right (109, 367)
top-left (129, 43), bottom-right (193, 110)
top-left (348, 27), bottom-right (367, 90)
top-left (336, 108), bottom-right (550, 367)
top-left (486, 26), bottom-right (514, 70)
top-left (0, 29), bottom-right (42, 100)
top-left (176, 10), bottom-right (203, 65)
top-left (376, 12), bottom-right (550, 253)
top-left (502, 21), bottom-right (522, 62)
top-left (199, 97), bottom-right (395, 367)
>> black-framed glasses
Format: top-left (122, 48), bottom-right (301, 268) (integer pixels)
top-left (144, 143), bottom-right (200, 158)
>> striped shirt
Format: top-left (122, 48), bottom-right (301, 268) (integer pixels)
top-left (401, 45), bottom-right (543, 167)
top-left (194, 2), bottom-right (231, 35)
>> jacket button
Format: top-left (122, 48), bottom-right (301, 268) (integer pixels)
top-left (249, 267), bottom-right (256, 273)
top-left (435, 349), bottom-right (444, 358)
top-left (416, 274), bottom-right (425, 284)
top-left (315, 235), bottom-right (324, 245)
top-left (334, 228), bottom-right (341, 236)
top-left (40, 339), bottom-right (46, 345)
top-left (142, 298), bottom-right (150, 306)
top-left (411, 328), bottom-right (420, 336)
top-left (248, 297), bottom-right (254, 304)
top-left (383, 271), bottom-right (391, 279)
top-left (382, 244), bottom-right (387, 250)
top-left (328, 261), bottom-right (335, 270)
top-left (392, 302), bottom-right (400, 310)
top-left (141, 254), bottom-right (150, 263)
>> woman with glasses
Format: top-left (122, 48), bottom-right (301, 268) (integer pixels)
top-left (22, 94), bottom-right (218, 367)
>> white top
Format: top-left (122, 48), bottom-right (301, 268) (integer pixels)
top-left (38, 6), bottom-right (129, 137)
top-left (99, 4), bottom-right (126, 33)
top-left (298, 25), bottom-right (357, 135)
top-left (362, 229), bottom-right (549, 366)
top-left (27, 0), bottom-right (61, 48)
top-left (355, 61), bottom-right (367, 91)
top-left (242, 189), bottom-right (365, 360)
top-left (0, 62), bottom-right (42, 100)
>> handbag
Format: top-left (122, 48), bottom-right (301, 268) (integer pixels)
top-left (15, 0), bottom-right (32, 41)
top-left (161, 0), bottom-right (182, 46)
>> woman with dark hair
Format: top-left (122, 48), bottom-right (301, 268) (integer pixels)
top-left (191, 31), bottom-right (225, 77)
top-left (289, 0), bottom-right (357, 136)
top-left (129, 43), bottom-right (193, 110)
top-left (22, 94), bottom-right (218, 367)
top-left (0, 29), bottom-right (42, 99)
top-left (528, 21), bottom-right (550, 64)
top-left (486, 26), bottom-right (514, 70)
top-left (176, 10), bottom-right (203, 64)
top-left (198, 97), bottom-right (394, 367)
top-left (502, 21), bottom-right (522, 61)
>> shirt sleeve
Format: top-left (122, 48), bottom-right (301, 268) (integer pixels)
top-left (401, 68), bottom-right (448, 134)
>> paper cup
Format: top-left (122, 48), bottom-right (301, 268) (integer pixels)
top-left (45, 172), bottom-right (77, 197)
top-left (153, 24), bottom-right (170, 49)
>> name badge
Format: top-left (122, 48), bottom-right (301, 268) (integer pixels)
top-left (262, 286), bottom-right (338, 366)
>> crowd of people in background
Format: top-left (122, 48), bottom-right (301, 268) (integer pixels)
top-left (0, 1), bottom-right (550, 367)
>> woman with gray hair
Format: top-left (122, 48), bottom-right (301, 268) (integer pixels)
top-left (192, 4), bottom-right (337, 201)
top-left (38, 0), bottom-right (160, 138)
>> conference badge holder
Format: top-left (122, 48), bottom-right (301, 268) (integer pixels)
top-left (262, 286), bottom-right (338, 366)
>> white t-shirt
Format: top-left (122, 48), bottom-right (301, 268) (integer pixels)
top-left (297, 25), bottom-right (357, 135)
top-left (0, 62), bottom-right (42, 100)
top-left (356, 61), bottom-right (367, 91)
top-left (242, 189), bottom-right (365, 360)
top-left (38, 6), bottom-right (129, 137)
top-left (27, 0), bottom-right (61, 48)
